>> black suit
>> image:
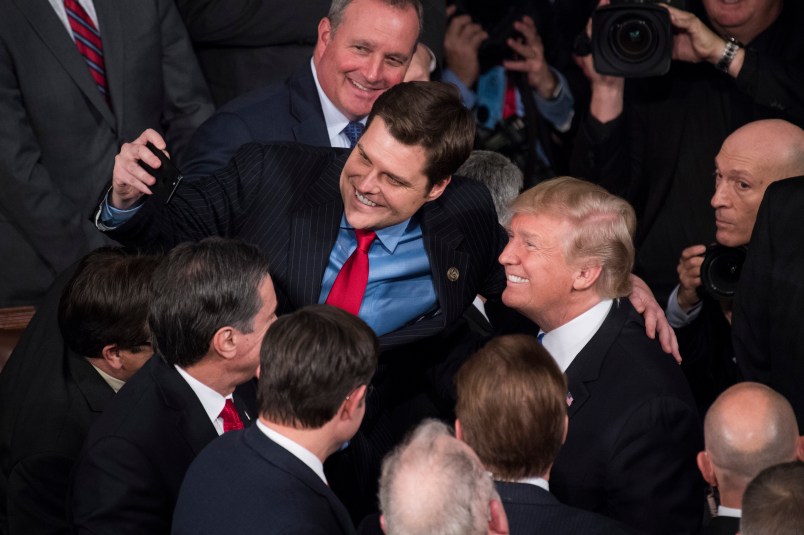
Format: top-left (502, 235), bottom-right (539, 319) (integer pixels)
top-left (732, 176), bottom-right (804, 429)
top-left (698, 515), bottom-right (739, 535)
top-left (68, 356), bottom-right (256, 535)
top-left (495, 481), bottom-right (632, 535)
top-left (173, 425), bottom-right (355, 535)
top-left (550, 300), bottom-right (704, 535)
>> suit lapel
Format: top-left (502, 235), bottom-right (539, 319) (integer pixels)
top-left (16, 0), bottom-right (116, 127)
top-left (564, 300), bottom-right (629, 418)
top-left (94, 0), bottom-right (123, 126)
top-left (286, 152), bottom-right (346, 308)
top-left (151, 356), bottom-right (218, 456)
top-left (289, 67), bottom-right (331, 147)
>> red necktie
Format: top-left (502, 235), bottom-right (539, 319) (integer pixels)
top-left (219, 398), bottom-right (244, 432)
top-left (325, 229), bottom-right (376, 315)
top-left (63, 0), bottom-right (110, 105)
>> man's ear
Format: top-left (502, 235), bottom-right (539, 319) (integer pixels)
top-left (101, 344), bottom-right (123, 370)
top-left (561, 414), bottom-right (569, 445)
top-left (379, 514), bottom-right (387, 534)
top-left (426, 176), bottom-right (451, 202)
top-left (572, 264), bottom-right (602, 291)
top-left (454, 418), bottom-right (464, 441)
top-left (488, 498), bottom-right (509, 535)
top-left (341, 384), bottom-right (367, 421)
top-left (211, 326), bottom-right (238, 360)
top-left (796, 436), bottom-right (804, 462)
top-left (697, 451), bottom-right (718, 487)
top-left (315, 17), bottom-right (332, 58)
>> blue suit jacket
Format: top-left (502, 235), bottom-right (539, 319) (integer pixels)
top-left (496, 481), bottom-right (632, 535)
top-left (181, 65), bottom-right (330, 180)
top-left (172, 424), bottom-right (356, 535)
top-left (550, 300), bottom-right (704, 535)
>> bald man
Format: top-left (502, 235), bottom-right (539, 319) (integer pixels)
top-left (697, 382), bottom-right (804, 535)
top-left (665, 119), bottom-right (804, 413)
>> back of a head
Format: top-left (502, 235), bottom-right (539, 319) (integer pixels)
top-left (510, 177), bottom-right (636, 299)
top-left (59, 248), bottom-right (161, 358)
top-left (457, 150), bottom-right (524, 224)
top-left (455, 335), bottom-right (566, 480)
top-left (367, 81), bottom-right (475, 187)
top-left (704, 383), bottom-right (800, 491)
top-left (148, 237), bottom-right (270, 368)
top-left (257, 304), bottom-right (378, 428)
top-left (379, 420), bottom-right (494, 535)
top-left (740, 461), bottom-right (804, 535)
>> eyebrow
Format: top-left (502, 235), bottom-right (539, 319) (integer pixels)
top-left (356, 142), bottom-right (413, 187)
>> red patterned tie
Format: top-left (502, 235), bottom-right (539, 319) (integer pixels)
top-left (219, 398), bottom-right (244, 433)
top-left (63, 0), bottom-right (110, 105)
top-left (325, 229), bottom-right (376, 315)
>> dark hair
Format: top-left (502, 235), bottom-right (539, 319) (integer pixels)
top-left (257, 305), bottom-right (378, 428)
top-left (328, 0), bottom-right (423, 37)
top-left (148, 238), bottom-right (271, 367)
top-left (367, 81), bottom-right (475, 188)
top-left (58, 248), bottom-right (161, 358)
top-left (741, 461), bottom-right (804, 535)
top-left (455, 335), bottom-right (567, 480)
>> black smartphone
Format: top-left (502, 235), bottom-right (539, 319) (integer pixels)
top-left (137, 141), bottom-right (183, 204)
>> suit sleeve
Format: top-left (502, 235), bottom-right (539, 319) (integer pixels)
top-left (156, 0), bottom-right (214, 165)
top-left (6, 454), bottom-right (75, 535)
top-left (69, 436), bottom-right (172, 535)
top-left (605, 396), bottom-right (703, 534)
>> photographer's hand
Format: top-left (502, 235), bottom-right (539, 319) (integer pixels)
top-left (503, 16), bottom-right (556, 99)
top-left (676, 244), bottom-right (707, 312)
top-left (663, 5), bottom-right (745, 77)
top-left (443, 5), bottom-right (488, 88)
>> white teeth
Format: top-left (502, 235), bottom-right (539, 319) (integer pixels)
top-left (350, 79), bottom-right (370, 92)
top-left (507, 274), bottom-right (528, 283)
top-left (355, 190), bottom-right (377, 207)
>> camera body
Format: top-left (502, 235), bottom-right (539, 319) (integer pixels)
top-left (592, 0), bottom-right (685, 78)
top-left (700, 243), bottom-right (747, 300)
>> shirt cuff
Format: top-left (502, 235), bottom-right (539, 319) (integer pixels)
top-left (97, 189), bottom-right (142, 230)
top-left (666, 284), bottom-right (702, 329)
top-left (441, 68), bottom-right (477, 109)
top-left (530, 68), bottom-right (574, 133)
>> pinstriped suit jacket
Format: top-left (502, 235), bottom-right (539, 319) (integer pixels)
top-left (104, 142), bottom-right (507, 349)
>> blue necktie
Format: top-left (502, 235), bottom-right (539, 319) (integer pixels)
top-left (537, 332), bottom-right (545, 345)
top-left (343, 121), bottom-right (365, 148)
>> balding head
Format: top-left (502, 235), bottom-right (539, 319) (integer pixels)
top-left (700, 383), bottom-right (801, 504)
top-left (379, 420), bottom-right (505, 535)
top-left (712, 120), bottom-right (804, 246)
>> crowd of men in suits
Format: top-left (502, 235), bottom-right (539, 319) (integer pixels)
top-left (2, 0), bottom-right (804, 534)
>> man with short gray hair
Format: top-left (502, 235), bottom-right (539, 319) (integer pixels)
top-left (378, 419), bottom-right (508, 535)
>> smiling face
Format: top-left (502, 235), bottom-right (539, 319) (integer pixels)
top-left (498, 213), bottom-right (582, 330)
top-left (702, 0), bottom-right (782, 43)
top-left (314, 0), bottom-right (420, 121)
top-left (340, 117), bottom-right (449, 230)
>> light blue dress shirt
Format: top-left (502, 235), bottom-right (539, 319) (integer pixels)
top-left (319, 214), bottom-right (437, 337)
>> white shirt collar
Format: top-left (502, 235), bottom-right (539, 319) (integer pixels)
top-left (310, 59), bottom-right (366, 149)
top-left (515, 476), bottom-right (550, 492)
top-left (257, 420), bottom-right (328, 484)
top-left (541, 299), bottom-right (613, 372)
top-left (717, 505), bottom-right (742, 518)
top-left (89, 362), bottom-right (125, 393)
top-left (174, 365), bottom-right (229, 435)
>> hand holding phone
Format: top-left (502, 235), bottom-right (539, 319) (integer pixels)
top-left (137, 142), bottom-right (183, 204)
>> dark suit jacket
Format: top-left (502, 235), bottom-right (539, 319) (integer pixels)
top-left (496, 481), bottom-right (633, 535)
top-left (180, 66), bottom-right (330, 180)
top-left (550, 300), bottom-right (704, 535)
top-left (732, 176), bottom-right (804, 430)
top-left (172, 424), bottom-right (355, 535)
top-left (698, 515), bottom-right (739, 535)
top-left (0, 0), bottom-right (212, 306)
top-left (68, 356), bottom-right (256, 535)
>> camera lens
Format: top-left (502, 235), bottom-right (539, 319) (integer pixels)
top-left (701, 244), bottom-right (747, 299)
top-left (611, 17), bottom-right (656, 62)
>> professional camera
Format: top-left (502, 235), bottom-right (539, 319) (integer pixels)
top-left (591, 0), bottom-right (686, 77)
top-left (700, 243), bottom-right (747, 300)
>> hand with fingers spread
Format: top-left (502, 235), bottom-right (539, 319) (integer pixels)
top-left (111, 129), bottom-right (169, 210)
top-left (502, 16), bottom-right (557, 98)
top-left (676, 244), bottom-right (707, 313)
top-left (443, 5), bottom-right (488, 88)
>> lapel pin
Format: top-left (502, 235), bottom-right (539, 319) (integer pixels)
top-left (447, 267), bottom-right (460, 282)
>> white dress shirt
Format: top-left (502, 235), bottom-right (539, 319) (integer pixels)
top-left (541, 299), bottom-right (613, 372)
top-left (257, 420), bottom-right (328, 484)
top-left (310, 60), bottom-right (367, 149)
top-left (48, 0), bottom-right (100, 37)
top-left (717, 505), bottom-right (741, 518)
top-left (175, 365), bottom-right (240, 436)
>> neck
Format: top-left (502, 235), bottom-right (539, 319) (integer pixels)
top-left (532, 293), bottom-right (602, 332)
top-left (259, 417), bottom-right (337, 463)
top-left (182, 358), bottom-right (239, 397)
